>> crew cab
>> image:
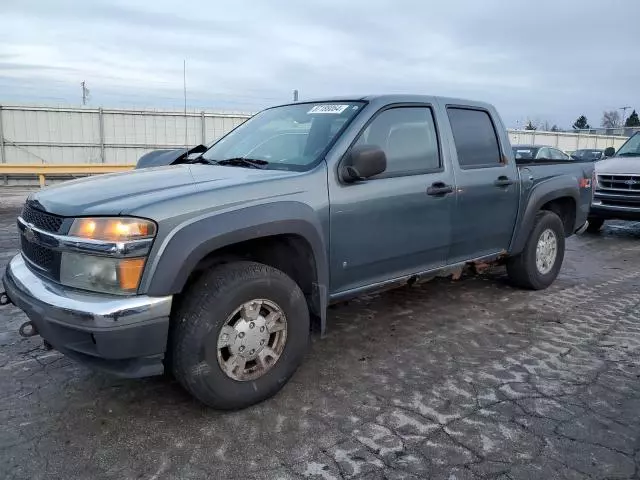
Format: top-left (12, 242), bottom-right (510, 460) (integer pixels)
top-left (2, 95), bottom-right (594, 409)
top-left (588, 133), bottom-right (640, 232)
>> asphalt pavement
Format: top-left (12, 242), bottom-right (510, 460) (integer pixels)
top-left (1, 187), bottom-right (639, 480)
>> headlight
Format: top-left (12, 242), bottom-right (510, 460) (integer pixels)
top-left (69, 217), bottom-right (156, 241)
top-left (60, 217), bottom-right (156, 294)
top-left (60, 252), bottom-right (146, 294)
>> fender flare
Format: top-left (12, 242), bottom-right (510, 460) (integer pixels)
top-left (510, 177), bottom-right (580, 255)
top-left (140, 201), bottom-right (329, 327)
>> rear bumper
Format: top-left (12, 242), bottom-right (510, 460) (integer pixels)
top-left (2, 254), bottom-right (172, 378)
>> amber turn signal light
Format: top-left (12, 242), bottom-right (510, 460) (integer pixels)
top-left (69, 217), bottom-right (156, 241)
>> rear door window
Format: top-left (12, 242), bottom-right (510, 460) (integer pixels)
top-left (447, 108), bottom-right (502, 168)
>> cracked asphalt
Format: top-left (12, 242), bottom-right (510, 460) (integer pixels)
top-left (1, 187), bottom-right (640, 480)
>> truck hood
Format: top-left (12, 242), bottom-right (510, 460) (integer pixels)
top-left (595, 156), bottom-right (640, 175)
top-left (27, 164), bottom-right (298, 217)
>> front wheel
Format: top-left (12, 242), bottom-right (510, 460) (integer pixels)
top-left (170, 261), bottom-right (310, 409)
top-left (507, 210), bottom-right (565, 290)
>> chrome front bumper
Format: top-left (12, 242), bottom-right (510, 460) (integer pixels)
top-left (590, 201), bottom-right (640, 220)
top-left (2, 254), bottom-right (173, 377)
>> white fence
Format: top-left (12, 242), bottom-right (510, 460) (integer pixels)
top-left (0, 105), bottom-right (251, 165)
top-left (0, 104), bottom-right (630, 166)
top-left (508, 130), bottom-right (628, 151)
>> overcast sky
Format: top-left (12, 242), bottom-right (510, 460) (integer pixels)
top-left (1, 0), bottom-right (638, 128)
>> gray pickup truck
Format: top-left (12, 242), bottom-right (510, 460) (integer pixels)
top-left (2, 95), bottom-right (594, 409)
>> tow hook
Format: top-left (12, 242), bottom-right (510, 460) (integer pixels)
top-left (19, 321), bottom-right (38, 338)
top-left (0, 291), bottom-right (11, 307)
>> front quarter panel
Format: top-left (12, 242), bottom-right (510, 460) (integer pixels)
top-left (141, 200), bottom-right (329, 297)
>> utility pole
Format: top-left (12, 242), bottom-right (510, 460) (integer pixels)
top-left (81, 81), bottom-right (89, 105)
top-left (620, 106), bottom-right (631, 127)
top-left (293, 89), bottom-right (299, 102)
top-left (183, 60), bottom-right (188, 150)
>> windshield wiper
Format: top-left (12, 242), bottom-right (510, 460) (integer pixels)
top-left (185, 156), bottom-right (219, 165)
top-left (617, 152), bottom-right (640, 157)
top-left (216, 157), bottom-right (269, 169)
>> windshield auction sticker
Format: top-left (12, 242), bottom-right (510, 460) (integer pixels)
top-left (308, 104), bottom-right (350, 114)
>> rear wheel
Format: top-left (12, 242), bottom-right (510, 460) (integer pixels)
top-left (507, 210), bottom-right (565, 290)
top-left (170, 261), bottom-right (310, 409)
top-left (586, 217), bottom-right (605, 233)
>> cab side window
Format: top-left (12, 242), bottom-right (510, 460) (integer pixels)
top-left (353, 107), bottom-right (440, 176)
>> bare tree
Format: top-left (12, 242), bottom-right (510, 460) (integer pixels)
top-left (601, 110), bottom-right (622, 128)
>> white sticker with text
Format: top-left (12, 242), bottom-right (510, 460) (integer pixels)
top-left (308, 104), bottom-right (350, 114)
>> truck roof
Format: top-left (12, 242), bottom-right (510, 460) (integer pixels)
top-left (274, 94), bottom-right (495, 111)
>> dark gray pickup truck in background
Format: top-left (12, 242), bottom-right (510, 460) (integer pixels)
top-left (2, 95), bottom-right (594, 409)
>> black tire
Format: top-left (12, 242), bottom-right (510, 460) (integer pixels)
top-left (586, 217), bottom-right (605, 233)
top-left (171, 261), bottom-right (310, 409)
top-left (506, 210), bottom-right (565, 290)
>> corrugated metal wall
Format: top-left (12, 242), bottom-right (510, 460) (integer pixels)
top-left (0, 105), bottom-right (250, 165)
top-left (0, 104), bottom-right (630, 166)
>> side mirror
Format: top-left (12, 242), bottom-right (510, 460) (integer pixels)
top-left (604, 147), bottom-right (615, 158)
top-left (341, 145), bottom-right (387, 182)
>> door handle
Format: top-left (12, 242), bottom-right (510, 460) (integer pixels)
top-left (494, 176), bottom-right (515, 187)
top-left (427, 182), bottom-right (454, 196)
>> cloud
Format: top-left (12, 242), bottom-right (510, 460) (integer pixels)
top-left (1, 0), bottom-right (638, 126)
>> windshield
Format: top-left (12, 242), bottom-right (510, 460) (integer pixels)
top-left (201, 101), bottom-right (364, 170)
top-left (616, 132), bottom-right (640, 157)
top-left (512, 146), bottom-right (539, 160)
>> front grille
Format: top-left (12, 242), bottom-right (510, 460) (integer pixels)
top-left (21, 235), bottom-right (55, 272)
top-left (597, 175), bottom-right (640, 195)
top-left (21, 204), bottom-right (64, 233)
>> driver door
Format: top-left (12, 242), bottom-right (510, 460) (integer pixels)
top-left (329, 105), bottom-right (455, 294)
